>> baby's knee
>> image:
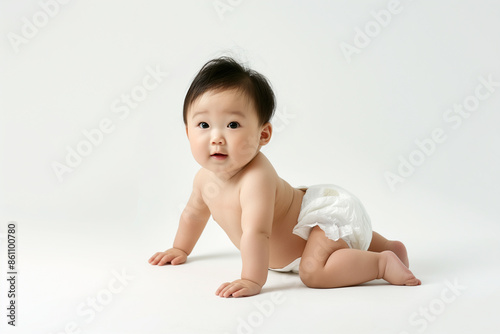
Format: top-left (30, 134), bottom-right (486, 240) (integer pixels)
top-left (299, 258), bottom-right (322, 288)
top-left (388, 240), bottom-right (406, 253)
top-left (300, 274), bottom-right (316, 288)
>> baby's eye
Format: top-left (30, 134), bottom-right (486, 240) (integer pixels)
top-left (228, 122), bottom-right (240, 129)
top-left (198, 122), bottom-right (209, 129)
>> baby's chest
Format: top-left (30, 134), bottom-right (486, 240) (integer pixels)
top-left (205, 193), bottom-right (242, 225)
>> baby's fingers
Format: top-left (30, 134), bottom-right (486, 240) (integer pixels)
top-left (157, 253), bottom-right (179, 266)
top-left (149, 252), bottom-right (174, 266)
top-left (216, 282), bottom-right (231, 296)
top-left (148, 252), bottom-right (163, 264)
top-left (216, 283), bottom-right (244, 298)
top-left (231, 287), bottom-right (249, 298)
top-left (168, 254), bottom-right (186, 265)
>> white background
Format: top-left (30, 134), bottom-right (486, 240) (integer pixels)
top-left (1, 1), bottom-right (499, 333)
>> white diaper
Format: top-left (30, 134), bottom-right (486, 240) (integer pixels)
top-left (269, 258), bottom-right (301, 274)
top-left (292, 184), bottom-right (373, 251)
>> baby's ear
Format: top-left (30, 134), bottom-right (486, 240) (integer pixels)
top-left (259, 122), bottom-right (272, 146)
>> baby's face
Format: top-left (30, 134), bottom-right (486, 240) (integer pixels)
top-left (186, 88), bottom-right (270, 177)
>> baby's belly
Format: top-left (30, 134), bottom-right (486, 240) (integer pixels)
top-left (268, 188), bottom-right (307, 269)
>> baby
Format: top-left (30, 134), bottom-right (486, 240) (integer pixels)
top-left (149, 57), bottom-right (421, 297)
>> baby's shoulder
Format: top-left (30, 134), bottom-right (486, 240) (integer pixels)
top-left (239, 154), bottom-right (279, 188)
top-left (192, 168), bottom-right (212, 188)
top-left (245, 152), bottom-right (276, 174)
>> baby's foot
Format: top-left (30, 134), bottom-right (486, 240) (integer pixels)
top-left (379, 251), bottom-right (421, 286)
top-left (386, 240), bottom-right (409, 267)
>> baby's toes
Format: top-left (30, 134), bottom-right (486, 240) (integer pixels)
top-left (405, 276), bottom-right (421, 286)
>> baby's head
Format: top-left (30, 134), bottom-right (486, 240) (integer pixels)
top-left (183, 57), bottom-right (276, 126)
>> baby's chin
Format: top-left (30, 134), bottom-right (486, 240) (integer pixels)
top-left (204, 162), bottom-right (250, 177)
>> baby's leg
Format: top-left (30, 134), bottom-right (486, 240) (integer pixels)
top-left (299, 227), bottom-right (420, 288)
top-left (368, 231), bottom-right (409, 267)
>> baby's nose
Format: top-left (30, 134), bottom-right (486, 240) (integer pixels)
top-left (211, 132), bottom-right (225, 145)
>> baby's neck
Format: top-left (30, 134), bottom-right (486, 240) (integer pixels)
top-left (209, 152), bottom-right (262, 184)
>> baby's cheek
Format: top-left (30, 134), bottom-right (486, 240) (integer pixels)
top-left (239, 137), bottom-right (259, 154)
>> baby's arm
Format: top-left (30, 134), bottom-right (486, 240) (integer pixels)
top-left (149, 171), bottom-right (210, 266)
top-left (216, 173), bottom-right (275, 298)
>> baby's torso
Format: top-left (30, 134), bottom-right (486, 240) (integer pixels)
top-left (203, 176), bottom-right (307, 269)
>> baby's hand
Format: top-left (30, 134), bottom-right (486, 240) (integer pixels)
top-left (148, 248), bottom-right (187, 266)
top-left (216, 279), bottom-right (262, 298)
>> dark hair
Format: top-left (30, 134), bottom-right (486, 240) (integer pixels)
top-left (183, 57), bottom-right (275, 125)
